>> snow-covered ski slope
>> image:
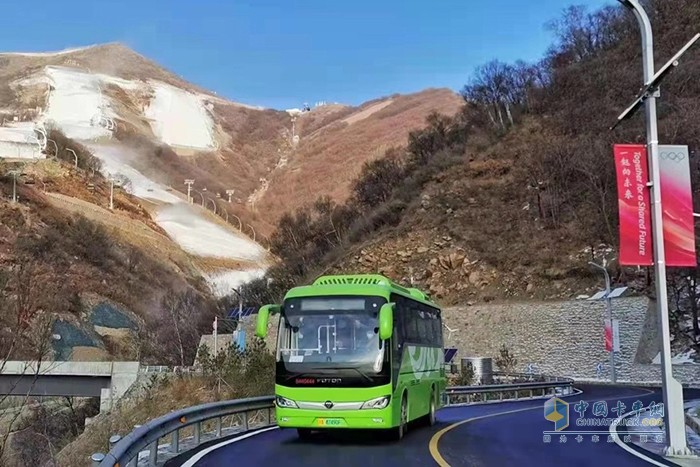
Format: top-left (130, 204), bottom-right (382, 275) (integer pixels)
top-left (44, 67), bottom-right (114, 141)
top-left (145, 82), bottom-right (215, 150)
top-left (155, 203), bottom-right (265, 262)
top-left (16, 65), bottom-right (267, 296)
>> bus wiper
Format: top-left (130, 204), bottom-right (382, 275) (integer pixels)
top-left (328, 366), bottom-right (373, 383)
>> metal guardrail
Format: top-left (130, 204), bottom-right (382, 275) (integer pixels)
top-left (92, 396), bottom-right (275, 467)
top-left (94, 374), bottom-right (574, 467)
top-left (444, 373), bottom-right (575, 406)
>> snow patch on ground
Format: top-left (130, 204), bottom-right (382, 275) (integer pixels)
top-left (43, 67), bottom-right (113, 141)
top-left (87, 143), bottom-right (182, 204)
top-left (206, 269), bottom-right (267, 297)
top-left (144, 82), bottom-right (215, 150)
top-left (89, 145), bottom-right (268, 293)
top-left (155, 204), bottom-right (265, 261)
top-left (0, 45), bottom-right (97, 57)
top-left (651, 349), bottom-right (697, 365)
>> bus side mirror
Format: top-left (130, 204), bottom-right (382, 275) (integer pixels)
top-left (256, 304), bottom-right (280, 338)
top-left (379, 303), bottom-right (394, 341)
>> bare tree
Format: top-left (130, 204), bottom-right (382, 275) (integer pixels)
top-left (0, 260), bottom-right (56, 463)
top-left (160, 290), bottom-right (201, 367)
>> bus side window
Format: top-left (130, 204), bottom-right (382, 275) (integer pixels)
top-left (391, 294), bottom-right (403, 350)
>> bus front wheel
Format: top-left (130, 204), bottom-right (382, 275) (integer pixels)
top-left (393, 395), bottom-right (408, 441)
top-left (428, 388), bottom-right (437, 426)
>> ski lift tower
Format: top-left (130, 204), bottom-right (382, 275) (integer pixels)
top-left (184, 179), bottom-right (195, 204)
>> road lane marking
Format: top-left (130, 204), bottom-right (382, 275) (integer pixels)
top-left (182, 426), bottom-right (279, 467)
top-left (429, 387), bottom-right (658, 466)
top-left (429, 406), bottom-right (536, 466)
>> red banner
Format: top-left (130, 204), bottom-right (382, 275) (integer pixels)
top-left (659, 145), bottom-right (696, 267)
top-left (614, 144), bottom-right (653, 265)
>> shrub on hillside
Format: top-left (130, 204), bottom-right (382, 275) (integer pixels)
top-left (197, 338), bottom-right (275, 399)
top-left (352, 148), bottom-right (405, 209)
top-left (495, 345), bottom-right (518, 373)
top-left (0, 82), bottom-right (15, 107)
top-left (65, 216), bottom-right (114, 267)
top-left (46, 128), bottom-right (103, 173)
top-left (8, 398), bottom-right (100, 467)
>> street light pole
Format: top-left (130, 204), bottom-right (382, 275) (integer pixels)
top-left (11, 171), bottom-right (17, 203)
top-left (617, 0), bottom-right (691, 456)
top-left (213, 316), bottom-right (218, 359)
top-left (48, 139), bottom-right (58, 160)
top-left (65, 148), bottom-right (78, 168)
top-left (109, 178), bottom-right (114, 210)
top-left (232, 214), bottom-right (242, 231)
top-left (207, 198), bottom-right (217, 214)
top-left (589, 261), bottom-right (616, 383)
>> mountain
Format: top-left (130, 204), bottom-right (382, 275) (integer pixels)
top-left (245, 0), bottom-right (700, 314)
top-left (0, 43), bottom-right (463, 363)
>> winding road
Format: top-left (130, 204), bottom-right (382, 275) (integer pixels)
top-left (167, 384), bottom-right (699, 467)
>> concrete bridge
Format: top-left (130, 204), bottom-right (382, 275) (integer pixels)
top-left (0, 361), bottom-right (139, 412)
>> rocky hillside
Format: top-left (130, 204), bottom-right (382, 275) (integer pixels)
top-left (0, 153), bottom-right (219, 365)
top-left (256, 88), bottom-right (463, 225)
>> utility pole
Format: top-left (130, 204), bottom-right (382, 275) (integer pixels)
top-left (613, 0), bottom-right (699, 456)
top-left (589, 261), bottom-right (616, 383)
top-left (184, 179), bottom-right (195, 204)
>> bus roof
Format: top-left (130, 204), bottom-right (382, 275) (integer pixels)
top-left (283, 274), bottom-right (439, 308)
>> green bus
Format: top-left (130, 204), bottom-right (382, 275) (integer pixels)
top-left (255, 274), bottom-right (446, 440)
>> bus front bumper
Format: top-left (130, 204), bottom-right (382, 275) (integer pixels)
top-left (276, 406), bottom-right (395, 430)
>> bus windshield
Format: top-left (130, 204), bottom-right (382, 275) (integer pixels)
top-left (277, 295), bottom-right (386, 372)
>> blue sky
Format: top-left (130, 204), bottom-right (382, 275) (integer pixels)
top-left (1, 0), bottom-right (612, 109)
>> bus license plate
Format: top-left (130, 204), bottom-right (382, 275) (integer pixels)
top-left (317, 418), bottom-right (342, 427)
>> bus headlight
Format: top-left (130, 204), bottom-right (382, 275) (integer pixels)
top-left (361, 396), bottom-right (390, 410)
top-left (276, 396), bottom-right (298, 408)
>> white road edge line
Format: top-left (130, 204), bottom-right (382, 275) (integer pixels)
top-left (181, 426), bottom-right (279, 467)
top-left (609, 407), bottom-right (670, 466)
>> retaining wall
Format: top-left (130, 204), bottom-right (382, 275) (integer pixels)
top-left (443, 297), bottom-right (700, 386)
